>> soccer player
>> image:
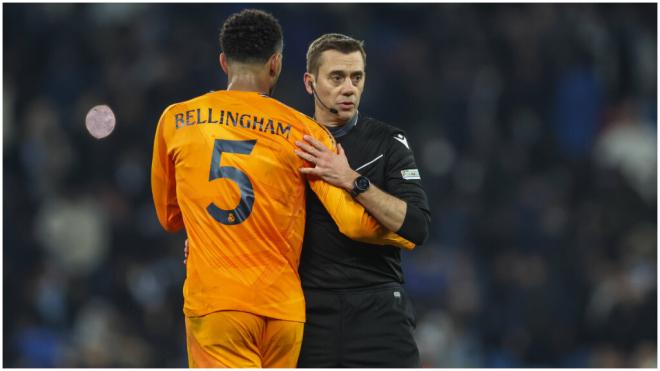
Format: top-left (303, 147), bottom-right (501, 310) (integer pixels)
top-left (294, 33), bottom-right (431, 367)
top-left (151, 11), bottom-right (414, 368)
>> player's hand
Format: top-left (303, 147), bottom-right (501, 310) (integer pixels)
top-left (183, 238), bottom-right (189, 265)
top-left (295, 135), bottom-right (359, 191)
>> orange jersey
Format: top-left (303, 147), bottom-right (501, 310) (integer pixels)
top-left (151, 90), bottom-right (414, 322)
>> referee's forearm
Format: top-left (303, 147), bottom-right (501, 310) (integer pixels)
top-left (354, 184), bottom-right (407, 233)
top-left (354, 183), bottom-right (431, 245)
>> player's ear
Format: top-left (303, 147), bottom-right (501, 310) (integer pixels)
top-left (303, 72), bottom-right (314, 95)
top-left (268, 53), bottom-right (282, 78)
top-left (219, 53), bottom-right (229, 75)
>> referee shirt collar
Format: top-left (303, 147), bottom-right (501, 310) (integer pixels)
top-left (327, 112), bottom-right (359, 138)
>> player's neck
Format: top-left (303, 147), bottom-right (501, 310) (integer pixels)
top-left (226, 69), bottom-right (271, 95)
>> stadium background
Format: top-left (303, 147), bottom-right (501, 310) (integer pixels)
top-left (3, 3), bottom-right (657, 367)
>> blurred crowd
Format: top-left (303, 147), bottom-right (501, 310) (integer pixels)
top-left (3, 3), bottom-right (656, 367)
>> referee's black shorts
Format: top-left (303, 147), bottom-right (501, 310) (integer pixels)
top-left (297, 282), bottom-right (420, 368)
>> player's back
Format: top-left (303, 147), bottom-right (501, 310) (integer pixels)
top-left (153, 90), bottom-right (328, 322)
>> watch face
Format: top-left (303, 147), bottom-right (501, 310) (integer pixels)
top-left (356, 176), bottom-right (370, 190)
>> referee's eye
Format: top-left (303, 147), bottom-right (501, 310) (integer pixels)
top-left (351, 73), bottom-right (363, 85)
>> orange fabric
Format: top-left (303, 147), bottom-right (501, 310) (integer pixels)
top-left (185, 311), bottom-right (303, 368)
top-left (260, 315), bottom-right (304, 368)
top-left (151, 90), bottom-right (414, 322)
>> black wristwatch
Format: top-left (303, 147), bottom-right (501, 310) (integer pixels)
top-left (350, 175), bottom-right (370, 197)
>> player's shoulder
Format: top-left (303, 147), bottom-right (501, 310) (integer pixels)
top-left (270, 99), bottom-right (333, 136)
top-left (242, 93), bottom-right (334, 145)
top-left (267, 97), bottom-right (315, 124)
top-left (262, 94), bottom-right (297, 112)
top-left (161, 90), bottom-right (216, 116)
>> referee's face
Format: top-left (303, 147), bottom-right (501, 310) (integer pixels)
top-left (314, 50), bottom-right (365, 124)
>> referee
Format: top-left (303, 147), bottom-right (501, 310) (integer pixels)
top-left (294, 33), bottom-right (431, 368)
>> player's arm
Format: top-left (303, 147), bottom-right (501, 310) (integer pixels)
top-left (151, 108), bottom-right (184, 232)
top-left (296, 133), bottom-right (430, 246)
top-left (299, 129), bottom-right (415, 250)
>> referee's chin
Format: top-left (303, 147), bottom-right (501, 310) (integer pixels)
top-left (336, 108), bottom-right (356, 123)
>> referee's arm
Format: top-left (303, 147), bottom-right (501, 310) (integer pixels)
top-left (354, 134), bottom-right (431, 245)
top-left (352, 183), bottom-right (407, 235)
top-left (296, 133), bottom-right (431, 246)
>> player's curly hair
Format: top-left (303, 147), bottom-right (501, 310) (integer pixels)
top-left (220, 9), bottom-right (283, 63)
top-left (306, 33), bottom-right (366, 75)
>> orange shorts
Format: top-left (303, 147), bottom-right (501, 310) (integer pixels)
top-left (185, 310), bottom-right (304, 368)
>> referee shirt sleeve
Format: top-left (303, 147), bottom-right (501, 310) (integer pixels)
top-left (384, 131), bottom-right (431, 245)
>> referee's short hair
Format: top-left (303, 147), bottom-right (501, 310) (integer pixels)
top-left (306, 33), bottom-right (367, 75)
top-left (220, 9), bottom-right (283, 64)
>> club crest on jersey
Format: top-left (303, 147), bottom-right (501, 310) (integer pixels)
top-left (401, 169), bottom-right (421, 180)
top-left (394, 134), bottom-right (410, 149)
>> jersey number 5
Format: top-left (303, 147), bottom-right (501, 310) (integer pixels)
top-left (207, 139), bottom-right (256, 225)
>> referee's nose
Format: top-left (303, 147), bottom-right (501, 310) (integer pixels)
top-left (339, 77), bottom-right (358, 97)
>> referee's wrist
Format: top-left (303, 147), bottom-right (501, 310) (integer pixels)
top-left (343, 171), bottom-right (360, 191)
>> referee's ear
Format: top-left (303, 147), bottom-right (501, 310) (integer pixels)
top-left (303, 72), bottom-right (314, 95)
